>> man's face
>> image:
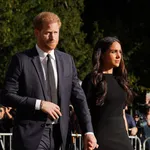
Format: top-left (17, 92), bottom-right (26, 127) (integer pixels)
top-left (35, 22), bottom-right (60, 52)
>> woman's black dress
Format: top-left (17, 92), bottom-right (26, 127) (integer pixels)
top-left (82, 74), bottom-right (133, 150)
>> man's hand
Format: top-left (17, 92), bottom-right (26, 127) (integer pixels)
top-left (84, 134), bottom-right (99, 150)
top-left (5, 107), bottom-right (12, 113)
top-left (130, 127), bottom-right (138, 136)
top-left (5, 107), bottom-right (13, 119)
top-left (40, 101), bottom-right (62, 120)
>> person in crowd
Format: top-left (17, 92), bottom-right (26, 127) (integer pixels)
top-left (0, 105), bottom-right (5, 150)
top-left (142, 107), bottom-right (150, 150)
top-left (126, 113), bottom-right (138, 136)
top-left (67, 105), bottom-right (82, 150)
top-left (133, 109), bottom-right (150, 148)
top-left (125, 106), bottom-right (138, 136)
top-left (82, 36), bottom-right (134, 150)
top-left (146, 108), bottom-right (150, 126)
top-left (69, 105), bottom-right (81, 134)
top-left (0, 105), bottom-right (13, 133)
top-left (0, 105), bottom-right (14, 150)
top-left (134, 113), bottom-right (140, 125)
top-left (2, 11), bottom-right (98, 150)
top-left (146, 92), bottom-right (150, 107)
top-left (0, 105), bottom-right (5, 121)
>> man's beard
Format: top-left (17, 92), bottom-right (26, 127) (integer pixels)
top-left (46, 41), bottom-right (58, 50)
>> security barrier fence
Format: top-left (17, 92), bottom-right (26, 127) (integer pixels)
top-left (71, 134), bottom-right (82, 150)
top-left (143, 137), bottom-right (150, 150)
top-left (129, 136), bottom-right (142, 150)
top-left (0, 133), bottom-right (12, 150)
top-left (1, 133), bottom-right (150, 150)
top-left (70, 134), bottom-right (144, 150)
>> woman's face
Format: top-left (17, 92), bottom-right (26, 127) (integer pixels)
top-left (102, 41), bottom-right (122, 70)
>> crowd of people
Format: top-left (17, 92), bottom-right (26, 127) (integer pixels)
top-left (0, 105), bottom-right (15, 150)
top-left (0, 11), bottom-right (150, 150)
top-left (131, 97), bottom-right (150, 150)
top-left (0, 105), bottom-right (14, 133)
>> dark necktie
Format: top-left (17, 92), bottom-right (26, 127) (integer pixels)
top-left (47, 54), bottom-right (58, 104)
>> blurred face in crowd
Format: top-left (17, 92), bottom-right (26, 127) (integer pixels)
top-left (35, 21), bottom-right (60, 53)
top-left (0, 107), bottom-right (5, 119)
top-left (134, 115), bottom-right (139, 122)
top-left (146, 114), bottom-right (150, 126)
top-left (102, 41), bottom-right (122, 73)
top-left (146, 93), bottom-right (150, 106)
top-left (146, 108), bottom-right (150, 115)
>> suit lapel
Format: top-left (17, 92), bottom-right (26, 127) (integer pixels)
top-left (31, 48), bottom-right (47, 99)
top-left (31, 48), bottom-right (64, 101)
top-left (55, 50), bottom-right (63, 103)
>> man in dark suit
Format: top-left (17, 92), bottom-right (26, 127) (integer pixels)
top-left (2, 12), bottom-right (98, 150)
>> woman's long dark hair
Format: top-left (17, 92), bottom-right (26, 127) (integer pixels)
top-left (92, 36), bottom-right (134, 106)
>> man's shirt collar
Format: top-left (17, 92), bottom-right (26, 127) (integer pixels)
top-left (36, 44), bottom-right (55, 60)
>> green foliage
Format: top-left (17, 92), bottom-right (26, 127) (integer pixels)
top-left (128, 73), bottom-right (150, 93)
top-left (83, 0), bottom-right (150, 95)
top-left (0, 0), bottom-right (38, 87)
top-left (0, 0), bottom-right (92, 87)
top-left (1, 0), bottom-right (150, 95)
top-left (54, 1), bottom-right (92, 80)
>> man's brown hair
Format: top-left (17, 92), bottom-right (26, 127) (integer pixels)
top-left (33, 11), bottom-right (61, 30)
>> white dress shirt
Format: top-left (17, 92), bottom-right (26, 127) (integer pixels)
top-left (35, 44), bottom-right (58, 110)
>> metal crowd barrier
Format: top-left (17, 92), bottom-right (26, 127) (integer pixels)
top-left (143, 137), bottom-right (150, 150)
top-left (0, 133), bottom-right (12, 150)
top-left (71, 134), bottom-right (143, 150)
top-left (0, 133), bottom-right (82, 150)
top-left (71, 134), bottom-right (82, 150)
top-left (2, 132), bottom-right (150, 150)
top-left (129, 135), bottom-right (142, 150)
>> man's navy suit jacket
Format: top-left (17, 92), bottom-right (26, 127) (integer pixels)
top-left (3, 47), bottom-right (93, 150)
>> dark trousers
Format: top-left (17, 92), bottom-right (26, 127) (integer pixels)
top-left (37, 124), bottom-right (62, 150)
